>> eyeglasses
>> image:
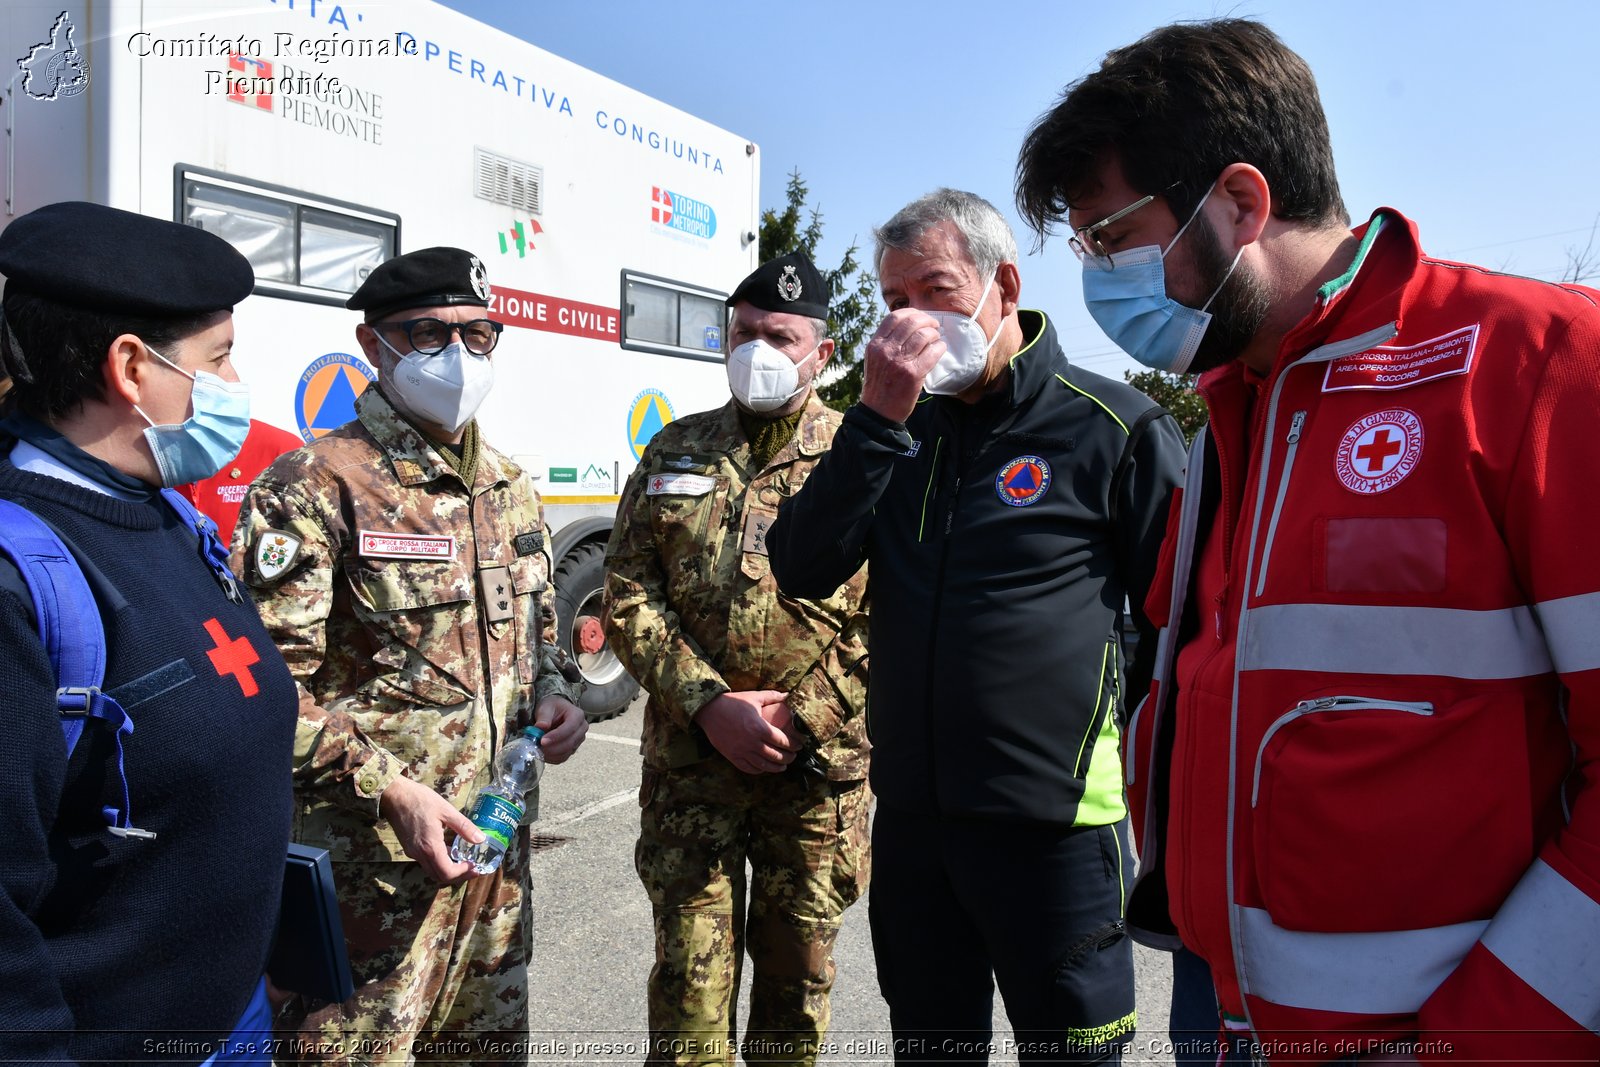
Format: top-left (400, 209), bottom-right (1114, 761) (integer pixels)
top-left (376, 317), bottom-right (504, 356)
top-left (1068, 194), bottom-right (1155, 267)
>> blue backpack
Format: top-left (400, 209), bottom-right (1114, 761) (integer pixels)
top-left (0, 489), bottom-right (237, 839)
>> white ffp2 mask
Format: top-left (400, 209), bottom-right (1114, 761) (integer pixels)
top-left (922, 271), bottom-right (999, 396)
top-left (726, 339), bottom-right (816, 413)
top-left (377, 334), bottom-right (494, 432)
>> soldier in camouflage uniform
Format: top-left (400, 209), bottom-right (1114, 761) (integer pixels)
top-left (605, 252), bottom-right (871, 1067)
top-left (234, 247), bottom-right (587, 1065)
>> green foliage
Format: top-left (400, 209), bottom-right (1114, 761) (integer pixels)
top-left (758, 169), bottom-right (880, 411)
top-left (1125, 369), bottom-right (1209, 444)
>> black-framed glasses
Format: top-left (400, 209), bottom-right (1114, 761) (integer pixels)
top-left (1068, 194), bottom-right (1155, 267)
top-left (377, 317), bottom-right (504, 356)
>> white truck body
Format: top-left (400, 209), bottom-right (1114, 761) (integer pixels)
top-left (2, 0), bottom-right (760, 716)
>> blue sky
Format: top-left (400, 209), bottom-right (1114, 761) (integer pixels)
top-left (442, 0), bottom-right (1600, 380)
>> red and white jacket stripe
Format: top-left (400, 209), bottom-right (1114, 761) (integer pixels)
top-left (1127, 209), bottom-right (1600, 1064)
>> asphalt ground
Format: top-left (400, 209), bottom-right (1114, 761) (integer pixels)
top-left (527, 695), bottom-right (1180, 1066)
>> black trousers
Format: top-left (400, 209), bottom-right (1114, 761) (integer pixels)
top-left (868, 804), bottom-right (1136, 1065)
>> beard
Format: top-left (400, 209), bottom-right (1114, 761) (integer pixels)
top-left (1183, 217), bottom-right (1273, 375)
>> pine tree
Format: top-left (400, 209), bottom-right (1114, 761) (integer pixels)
top-left (758, 170), bottom-right (879, 411)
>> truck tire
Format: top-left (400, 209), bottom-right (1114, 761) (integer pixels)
top-left (553, 540), bottom-right (639, 722)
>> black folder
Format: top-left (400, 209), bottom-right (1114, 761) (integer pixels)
top-left (268, 843), bottom-right (356, 1004)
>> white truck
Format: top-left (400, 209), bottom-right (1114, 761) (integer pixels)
top-left (2, 0), bottom-right (761, 719)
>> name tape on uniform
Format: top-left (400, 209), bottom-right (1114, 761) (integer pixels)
top-left (358, 530), bottom-right (457, 560)
top-left (645, 473), bottom-right (716, 496)
top-left (1322, 324), bottom-right (1478, 393)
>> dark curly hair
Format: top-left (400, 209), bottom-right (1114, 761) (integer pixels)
top-left (1015, 19), bottom-right (1348, 245)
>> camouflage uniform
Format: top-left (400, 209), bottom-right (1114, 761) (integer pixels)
top-left (605, 392), bottom-right (871, 1067)
top-left (235, 387), bottom-right (582, 1065)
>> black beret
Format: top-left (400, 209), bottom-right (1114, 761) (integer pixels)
top-left (347, 246), bottom-right (491, 318)
top-left (0, 201), bottom-right (254, 315)
top-left (726, 251), bottom-right (828, 320)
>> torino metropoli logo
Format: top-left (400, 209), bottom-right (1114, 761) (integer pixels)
top-left (649, 187), bottom-right (717, 240)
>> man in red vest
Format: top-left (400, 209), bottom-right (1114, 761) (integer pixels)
top-left (1016, 18), bottom-right (1600, 1066)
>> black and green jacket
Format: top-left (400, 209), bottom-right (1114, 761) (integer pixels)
top-left (768, 310), bottom-right (1184, 826)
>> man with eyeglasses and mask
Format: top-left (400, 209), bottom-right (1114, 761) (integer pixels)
top-left (768, 191), bottom-right (1185, 1064)
top-left (1016, 19), bottom-right (1600, 1067)
top-left (235, 246), bottom-right (587, 1063)
top-left (0, 201), bottom-right (296, 1064)
top-left (603, 251), bottom-right (871, 1067)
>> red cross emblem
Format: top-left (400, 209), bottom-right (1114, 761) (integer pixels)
top-left (1354, 428), bottom-right (1404, 473)
top-left (204, 617), bottom-right (260, 697)
top-left (651, 476), bottom-right (664, 492)
top-left (1336, 409), bottom-right (1423, 495)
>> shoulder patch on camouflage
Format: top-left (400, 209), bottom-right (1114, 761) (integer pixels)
top-left (253, 529), bottom-right (303, 584)
top-left (513, 531), bottom-right (544, 557)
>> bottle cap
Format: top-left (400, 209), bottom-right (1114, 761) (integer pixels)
top-left (522, 725), bottom-right (546, 742)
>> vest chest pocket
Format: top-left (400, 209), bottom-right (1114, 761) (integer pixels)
top-left (649, 475), bottom-right (730, 548)
top-left (346, 557), bottom-right (475, 689)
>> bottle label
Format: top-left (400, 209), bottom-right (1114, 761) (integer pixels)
top-left (467, 792), bottom-right (525, 849)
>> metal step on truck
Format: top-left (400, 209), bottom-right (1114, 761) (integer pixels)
top-left (2, 0), bottom-right (761, 720)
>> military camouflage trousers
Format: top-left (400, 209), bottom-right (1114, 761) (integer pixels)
top-left (636, 758), bottom-right (872, 1067)
top-left (274, 834), bottom-right (531, 1065)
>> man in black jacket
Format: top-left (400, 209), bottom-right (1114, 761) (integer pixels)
top-left (768, 188), bottom-right (1184, 1064)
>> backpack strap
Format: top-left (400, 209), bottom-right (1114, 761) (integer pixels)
top-left (160, 487), bottom-right (242, 604)
top-left (0, 498), bottom-right (152, 839)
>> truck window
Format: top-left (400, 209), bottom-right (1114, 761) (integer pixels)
top-left (176, 166), bottom-right (399, 307)
top-left (620, 270), bottom-right (725, 362)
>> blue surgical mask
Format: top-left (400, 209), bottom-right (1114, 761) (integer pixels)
top-left (134, 345), bottom-right (252, 487)
top-left (1081, 188), bottom-right (1242, 374)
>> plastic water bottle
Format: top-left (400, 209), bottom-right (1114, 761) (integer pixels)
top-left (450, 726), bottom-right (545, 874)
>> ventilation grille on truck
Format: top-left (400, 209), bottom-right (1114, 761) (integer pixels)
top-left (474, 148), bottom-right (543, 215)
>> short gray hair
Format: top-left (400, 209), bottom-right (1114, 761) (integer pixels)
top-left (873, 189), bottom-right (1018, 279)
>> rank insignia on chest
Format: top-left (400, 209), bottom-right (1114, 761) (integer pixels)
top-left (995, 455), bottom-right (1052, 507)
top-left (742, 505), bottom-right (777, 556)
top-left (253, 529), bottom-right (302, 583)
top-left (479, 565), bottom-right (513, 623)
top-left (514, 531), bottom-right (544, 557)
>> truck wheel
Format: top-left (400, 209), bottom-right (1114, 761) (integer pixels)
top-left (554, 541), bottom-right (639, 722)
